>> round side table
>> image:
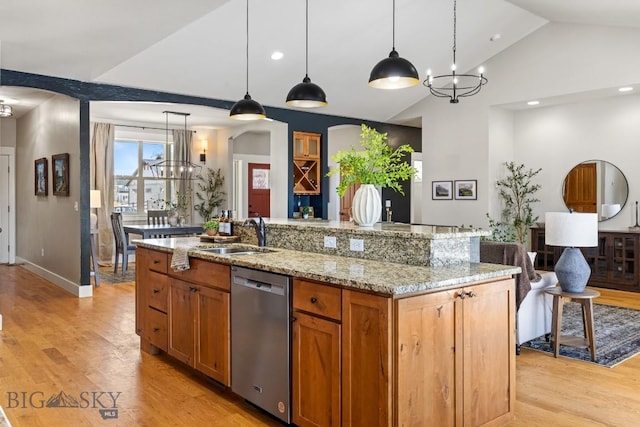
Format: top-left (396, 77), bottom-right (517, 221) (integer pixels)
top-left (544, 287), bottom-right (600, 361)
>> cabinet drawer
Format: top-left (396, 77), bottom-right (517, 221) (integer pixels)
top-left (144, 307), bottom-right (168, 352)
top-left (146, 271), bottom-right (168, 312)
top-left (169, 258), bottom-right (230, 291)
top-left (294, 279), bottom-right (342, 321)
top-left (148, 251), bottom-right (168, 274)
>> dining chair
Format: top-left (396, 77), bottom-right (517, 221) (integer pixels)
top-left (147, 210), bottom-right (169, 238)
top-left (110, 212), bottom-right (136, 276)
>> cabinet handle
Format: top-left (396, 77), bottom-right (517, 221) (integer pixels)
top-left (455, 292), bottom-right (466, 299)
top-left (310, 297), bottom-right (318, 304)
top-left (153, 327), bottom-right (160, 332)
top-left (466, 291), bottom-right (476, 298)
top-left (152, 289), bottom-right (160, 294)
top-left (291, 316), bottom-right (297, 322)
top-left (153, 260), bottom-right (160, 264)
top-left (190, 287), bottom-right (198, 293)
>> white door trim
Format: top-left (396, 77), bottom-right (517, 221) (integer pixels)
top-left (0, 147), bottom-right (16, 264)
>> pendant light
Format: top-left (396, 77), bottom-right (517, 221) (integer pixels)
top-left (368, 0), bottom-right (419, 89)
top-left (423, 0), bottom-right (488, 103)
top-left (230, 0), bottom-right (266, 120)
top-left (0, 101), bottom-right (12, 118)
top-left (286, 0), bottom-right (327, 108)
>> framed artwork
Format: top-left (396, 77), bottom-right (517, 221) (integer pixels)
top-left (432, 180), bottom-right (453, 200)
top-left (455, 180), bottom-right (477, 200)
top-left (34, 157), bottom-right (48, 196)
top-left (52, 153), bottom-right (70, 196)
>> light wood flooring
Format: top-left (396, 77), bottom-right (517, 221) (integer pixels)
top-left (1, 265), bottom-right (640, 426)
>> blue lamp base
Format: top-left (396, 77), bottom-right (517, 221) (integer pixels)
top-left (555, 247), bottom-right (591, 293)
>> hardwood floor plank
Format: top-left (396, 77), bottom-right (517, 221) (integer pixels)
top-left (1, 265), bottom-right (640, 426)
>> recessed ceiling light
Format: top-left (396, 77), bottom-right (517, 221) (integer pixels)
top-left (271, 51), bottom-right (284, 60)
top-left (490, 33), bottom-right (501, 42)
top-left (527, 100), bottom-right (540, 106)
top-left (619, 87), bottom-right (633, 92)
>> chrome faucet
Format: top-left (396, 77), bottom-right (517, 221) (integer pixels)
top-left (243, 215), bottom-right (267, 247)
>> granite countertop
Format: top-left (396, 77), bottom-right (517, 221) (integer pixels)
top-left (134, 237), bottom-right (520, 296)
top-left (259, 218), bottom-right (492, 240)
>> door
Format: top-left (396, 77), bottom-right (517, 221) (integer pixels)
top-left (168, 278), bottom-right (196, 365)
top-left (563, 162), bottom-right (597, 213)
top-left (248, 162), bottom-right (270, 217)
top-left (195, 286), bottom-right (230, 385)
top-left (292, 311), bottom-right (341, 427)
top-left (339, 183), bottom-right (360, 222)
top-left (0, 154), bottom-right (8, 263)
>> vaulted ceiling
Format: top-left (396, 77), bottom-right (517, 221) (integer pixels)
top-left (1, 0), bottom-right (639, 127)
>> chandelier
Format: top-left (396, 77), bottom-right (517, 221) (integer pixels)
top-left (423, 0), bottom-right (487, 103)
top-left (148, 111), bottom-right (202, 180)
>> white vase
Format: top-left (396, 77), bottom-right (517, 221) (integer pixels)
top-left (351, 184), bottom-right (381, 227)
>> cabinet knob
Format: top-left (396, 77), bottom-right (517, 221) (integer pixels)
top-left (466, 291), bottom-right (476, 298)
top-left (153, 327), bottom-right (160, 332)
top-left (190, 287), bottom-right (198, 293)
top-left (153, 260), bottom-right (160, 264)
top-left (152, 289), bottom-right (160, 294)
top-left (455, 292), bottom-right (466, 299)
top-left (310, 297), bottom-right (318, 304)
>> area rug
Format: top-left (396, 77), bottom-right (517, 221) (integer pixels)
top-left (522, 302), bottom-right (640, 367)
top-left (97, 264), bottom-right (135, 284)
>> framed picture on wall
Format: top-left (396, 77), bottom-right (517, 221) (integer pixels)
top-left (455, 180), bottom-right (477, 200)
top-left (34, 157), bottom-right (48, 196)
top-left (432, 180), bottom-right (453, 200)
top-left (52, 153), bottom-right (70, 196)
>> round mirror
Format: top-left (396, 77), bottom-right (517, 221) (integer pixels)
top-left (562, 160), bottom-right (628, 221)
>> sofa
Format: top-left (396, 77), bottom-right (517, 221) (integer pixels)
top-left (480, 241), bottom-right (557, 348)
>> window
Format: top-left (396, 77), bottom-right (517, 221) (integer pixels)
top-left (113, 129), bottom-right (173, 214)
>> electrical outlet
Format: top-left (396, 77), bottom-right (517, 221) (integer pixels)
top-left (349, 238), bottom-right (364, 252)
top-left (41, 248), bottom-right (45, 257)
top-left (324, 236), bottom-right (337, 248)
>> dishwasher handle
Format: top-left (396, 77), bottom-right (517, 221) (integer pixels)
top-left (232, 276), bottom-right (285, 296)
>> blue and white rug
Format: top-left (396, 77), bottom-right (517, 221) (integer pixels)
top-left (522, 302), bottom-right (640, 367)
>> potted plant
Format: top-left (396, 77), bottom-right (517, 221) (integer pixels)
top-left (166, 190), bottom-right (191, 226)
top-left (194, 168), bottom-right (226, 222)
top-left (327, 124), bottom-right (416, 226)
top-left (203, 219), bottom-right (219, 236)
top-left (486, 161), bottom-right (542, 245)
top-left (302, 206), bottom-right (310, 219)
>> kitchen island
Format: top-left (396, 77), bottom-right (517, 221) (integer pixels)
top-left (134, 224), bottom-right (520, 427)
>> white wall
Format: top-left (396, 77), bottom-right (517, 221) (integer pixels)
top-left (0, 118), bottom-right (16, 147)
top-left (16, 94), bottom-right (82, 294)
top-left (394, 22), bottom-right (640, 232)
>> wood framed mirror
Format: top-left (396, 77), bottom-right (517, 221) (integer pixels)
top-left (562, 160), bottom-right (628, 221)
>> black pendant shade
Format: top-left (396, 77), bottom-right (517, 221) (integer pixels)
top-left (286, 0), bottom-right (327, 108)
top-left (230, 92), bottom-right (266, 120)
top-left (369, 48), bottom-right (419, 89)
top-left (230, 0), bottom-right (265, 120)
top-left (286, 75), bottom-right (327, 108)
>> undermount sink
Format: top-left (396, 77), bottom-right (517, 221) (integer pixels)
top-left (198, 246), bottom-right (277, 255)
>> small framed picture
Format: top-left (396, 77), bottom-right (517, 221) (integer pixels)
top-left (52, 153), bottom-right (70, 196)
top-left (432, 180), bottom-right (453, 200)
top-left (455, 180), bottom-right (477, 200)
top-left (34, 157), bottom-right (48, 196)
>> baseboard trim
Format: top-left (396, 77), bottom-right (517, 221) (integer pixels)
top-left (16, 257), bottom-right (93, 298)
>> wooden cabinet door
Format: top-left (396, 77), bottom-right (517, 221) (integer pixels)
top-left (293, 131), bottom-right (320, 159)
top-left (195, 286), bottom-right (230, 386)
top-left (462, 279), bottom-right (515, 427)
top-left (135, 248), bottom-right (150, 336)
top-left (292, 311), bottom-right (341, 427)
top-left (396, 289), bottom-right (460, 427)
top-left (168, 278), bottom-right (196, 365)
top-left (342, 290), bottom-right (392, 427)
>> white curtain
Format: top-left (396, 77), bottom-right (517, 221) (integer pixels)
top-left (90, 122), bottom-right (115, 264)
top-left (172, 129), bottom-right (194, 218)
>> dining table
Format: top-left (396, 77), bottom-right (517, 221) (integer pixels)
top-left (123, 223), bottom-right (204, 242)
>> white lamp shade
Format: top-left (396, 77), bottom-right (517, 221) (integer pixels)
top-left (90, 190), bottom-right (102, 209)
top-left (545, 211), bottom-right (598, 247)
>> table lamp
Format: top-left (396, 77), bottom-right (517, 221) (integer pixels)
top-left (545, 211), bottom-right (598, 293)
top-left (90, 190), bottom-right (102, 232)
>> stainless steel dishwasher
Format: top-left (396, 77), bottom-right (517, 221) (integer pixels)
top-left (231, 266), bottom-right (291, 424)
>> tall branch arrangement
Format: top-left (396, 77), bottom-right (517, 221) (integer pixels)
top-left (194, 168), bottom-right (226, 222)
top-left (486, 161), bottom-right (542, 244)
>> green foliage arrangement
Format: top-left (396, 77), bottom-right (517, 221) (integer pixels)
top-left (203, 219), bottom-right (219, 231)
top-left (486, 161), bottom-right (542, 244)
top-left (165, 189), bottom-right (191, 218)
top-left (327, 124), bottom-right (417, 197)
top-left (194, 168), bottom-right (226, 222)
